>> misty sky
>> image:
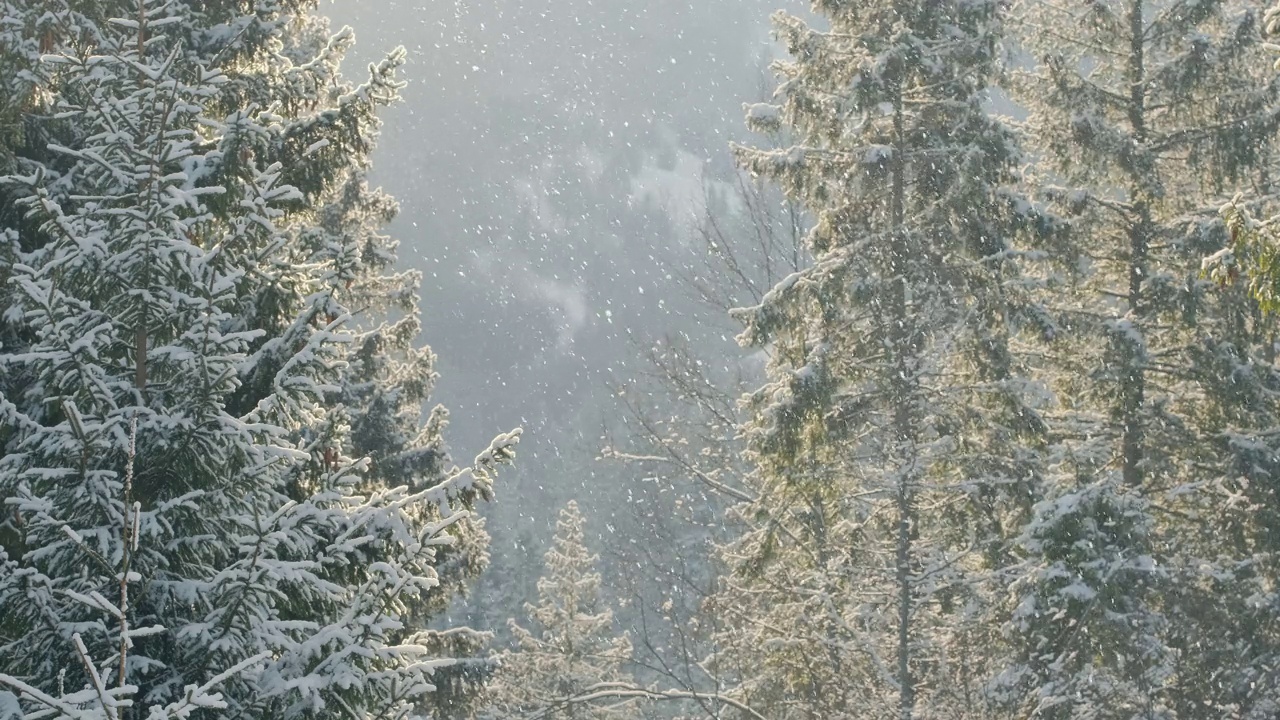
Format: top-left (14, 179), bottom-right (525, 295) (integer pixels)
top-left (322, 0), bottom-right (797, 529)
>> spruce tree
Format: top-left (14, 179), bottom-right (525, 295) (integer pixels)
top-left (483, 501), bottom-right (638, 720)
top-left (1000, 1), bottom-right (1280, 717)
top-left (0, 1), bottom-right (519, 717)
top-left (708, 1), bottom-right (1055, 717)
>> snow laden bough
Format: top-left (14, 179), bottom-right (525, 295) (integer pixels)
top-left (0, 419), bottom-right (521, 719)
top-left (0, 0), bottom-right (521, 718)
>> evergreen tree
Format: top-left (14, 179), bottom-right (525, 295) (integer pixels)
top-left (1000, 1), bottom-right (1280, 717)
top-left (484, 501), bottom-right (639, 720)
top-left (707, 1), bottom-right (1055, 717)
top-left (0, 421), bottom-right (271, 719)
top-left (313, 170), bottom-right (503, 717)
top-left (0, 1), bottom-right (519, 717)
top-left (992, 473), bottom-right (1167, 719)
top-left (1208, 7), bottom-right (1280, 313)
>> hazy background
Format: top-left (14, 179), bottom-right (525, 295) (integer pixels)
top-left (320, 0), bottom-right (802, 626)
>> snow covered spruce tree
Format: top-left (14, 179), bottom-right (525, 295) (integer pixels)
top-left (482, 501), bottom-right (639, 720)
top-left (997, 2), bottom-right (1280, 717)
top-left (256, 9), bottom-right (514, 712)
top-left (302, 167), bottom-right (508, 720)
top-left (0, 1), bottom-right (518, 717)
top-left (709, 1), bottom-right (1058, 718)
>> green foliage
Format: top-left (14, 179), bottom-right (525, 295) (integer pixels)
top-left (1212, 198), bottom-right (1280, 317)
top-left (0, 1), bottom-right (518, 717)
top-left (709, 1), bottom-right (1059, 718)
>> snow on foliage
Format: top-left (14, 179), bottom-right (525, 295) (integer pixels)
top-left (481, 501), bottom-right (639, 720)
top-left (1001, 0), bottom-right (1280, 716)
top-left (710, 1), bottom-right (1062, 718)
top-left (0, 1), bottom-right (517, 718)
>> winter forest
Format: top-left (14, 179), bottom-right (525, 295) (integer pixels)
top-left (14, 0), bottom-right (1280, 718)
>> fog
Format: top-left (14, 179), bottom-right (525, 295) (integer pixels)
top-left (322, 0), bottom-right (789, 542)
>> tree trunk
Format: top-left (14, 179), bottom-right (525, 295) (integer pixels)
top-left (1123, 0), bottom-right (1148, 488)
top-left (890, 83), bottom-right (916, 720)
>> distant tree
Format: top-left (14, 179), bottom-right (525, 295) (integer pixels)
top-left (599, 168), bottom-right (806, 720)
top-left (483, 501), bottom-right (639, 720)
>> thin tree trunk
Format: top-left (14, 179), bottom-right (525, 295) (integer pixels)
top-left (1123, 0), bottom-right (1148, 488)
top-left (890, 82), bottom-right (916, 720)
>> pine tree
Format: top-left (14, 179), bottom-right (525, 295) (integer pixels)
top-left (0, 1), bottom-right (519, 717)
top-left (263, 9), bottom-right (511, 711)
top-left (707, 1), bottom-right (1056, 718)
top-left (484, 501), bottom-right (639, 720)
top-left (999, 1), bottom-right (1280, 717)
